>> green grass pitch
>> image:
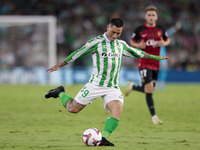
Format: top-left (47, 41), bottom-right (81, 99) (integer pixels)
top-left (0, 84), bottom-right (200, 150)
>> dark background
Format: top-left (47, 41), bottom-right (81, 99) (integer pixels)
top-left (0, 0), bottom-right (200, 71)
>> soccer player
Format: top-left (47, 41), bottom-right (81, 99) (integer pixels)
top-left (125, 6), bottom-right (170, 124)
top-left (45, 18), bottom-right (169, 146)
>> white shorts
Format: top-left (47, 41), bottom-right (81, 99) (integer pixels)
top-left (75, 83), bottom-right (124, 111)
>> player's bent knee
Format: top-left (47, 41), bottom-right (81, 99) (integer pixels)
top-left (117, 108), bottom-right (123, 117)
top-left (116, 106), bottom-right (123, 114)
top-left (145, 89), bottom-right (153, 94)
top-left (67, 107), bottom-right (84, 113)
top-left (109, 102), bottom-right (123, 119)
top-left (111, 108), bottom-right (122, 120)
top-left (67, 108), bottom-right (79, 113)
top-left (144, 83), bottom-right (154, 93)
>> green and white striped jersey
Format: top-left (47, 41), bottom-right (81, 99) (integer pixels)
top-left (65, 33), bottom-right (144, 89)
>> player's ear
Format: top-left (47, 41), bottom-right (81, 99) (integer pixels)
top-left (107, 24), bottom-right (110, 31)
top-left (155, 13), bottom-right (158, 20)
top-left (144, 13), bottom-right (147, 20)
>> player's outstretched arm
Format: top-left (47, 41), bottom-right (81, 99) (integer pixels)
top-left (46, 60), bottom-right (68, 73)
top-left (160, 56), bottom-right (169, 60)
top-left (142, 53), bottom-right (169, 60)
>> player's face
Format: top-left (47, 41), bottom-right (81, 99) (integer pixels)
top-left (106, 24), bottom-right (123, 41)
top-left (145, 10), bottom-right (158, 26)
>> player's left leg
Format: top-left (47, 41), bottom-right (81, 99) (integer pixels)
top-left (45, 85), bottom-right (86, 113)
top-left (144, 81), bottom-right (155, 116)
top-left (45, 85), bottom-right (65, 98)
top-left (125, 69), bottom-right (148, 96)
top-left (60, 92), bottom-right (86, 113)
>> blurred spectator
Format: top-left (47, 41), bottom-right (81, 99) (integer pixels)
top-left (0, 0), bottom-right (199, 71)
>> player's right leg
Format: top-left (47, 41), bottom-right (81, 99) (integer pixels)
top-left (45, 85), bottom-right (86, 113)
top-left (99, 137), bottom-right (114, 146)
top-left (99, 88), bottom-right (123, 146)
top-left (99, 100), bottom-right (122, 146)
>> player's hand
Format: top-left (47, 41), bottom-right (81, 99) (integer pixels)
top-left (46, 65), bottom-right (60, 73)
top-left (161, 56), bottom-right (169, 60)
top-left (139, 40), bottom-right (146, 49)
top-left (157, 37), bottom-right (166, 47)
top-left (157, 37), bottom-right (169, 47)
top-left (175, 21), bottom-right (182, 30)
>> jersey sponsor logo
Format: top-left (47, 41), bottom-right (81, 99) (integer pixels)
top-left (142, 34), bottom-right (147, 37)
top-left (146, 39), bottom-right (158, 47)
top-left (117, 44), bottom-right (121, 49)
top-left (101, 52), bottom-right (121, 58)
top-left (102, 52), bottom-right (107, 57)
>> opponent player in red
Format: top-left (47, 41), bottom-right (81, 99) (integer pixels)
top-left (125, 5), bottom-right (170, 124)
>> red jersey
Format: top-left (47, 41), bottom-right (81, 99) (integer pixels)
top-left (131, 23), bottom-right (169, 70)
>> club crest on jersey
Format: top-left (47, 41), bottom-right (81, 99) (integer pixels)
top-left (101, 52), bottom-right (121, 58)
top-left (103, 45), bottom-right (107, 48)
top-left (117, 44), bottom-right (121, 49)
top-left (157, 31), bottom-right (161, 37)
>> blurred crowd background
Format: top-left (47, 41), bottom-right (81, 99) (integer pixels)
top-left (0, 0), bottom-right (200, 71)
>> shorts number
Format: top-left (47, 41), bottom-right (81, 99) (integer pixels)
top-left (82, 89), bottom-right (89, 97)
top-left (140, 69), bottom-right (147, 78)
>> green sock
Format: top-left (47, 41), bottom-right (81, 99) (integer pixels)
top-left (102, 117), bottom-right (119, 139)
top-left (59, 92), bottom-right (73, 107)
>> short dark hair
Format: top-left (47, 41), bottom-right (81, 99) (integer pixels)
top-left (110, 18), bottom-right (124, 28)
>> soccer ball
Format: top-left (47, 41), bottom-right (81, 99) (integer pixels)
top-left (82, 128), bottom-right (102, 146)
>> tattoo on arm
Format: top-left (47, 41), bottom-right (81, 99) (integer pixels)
top-left (52, 61), bottom-right (67, 70)
top-left (58, 61), bottom-right (68, 68)
top-left (143, 53), bottom-right (151, 59)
